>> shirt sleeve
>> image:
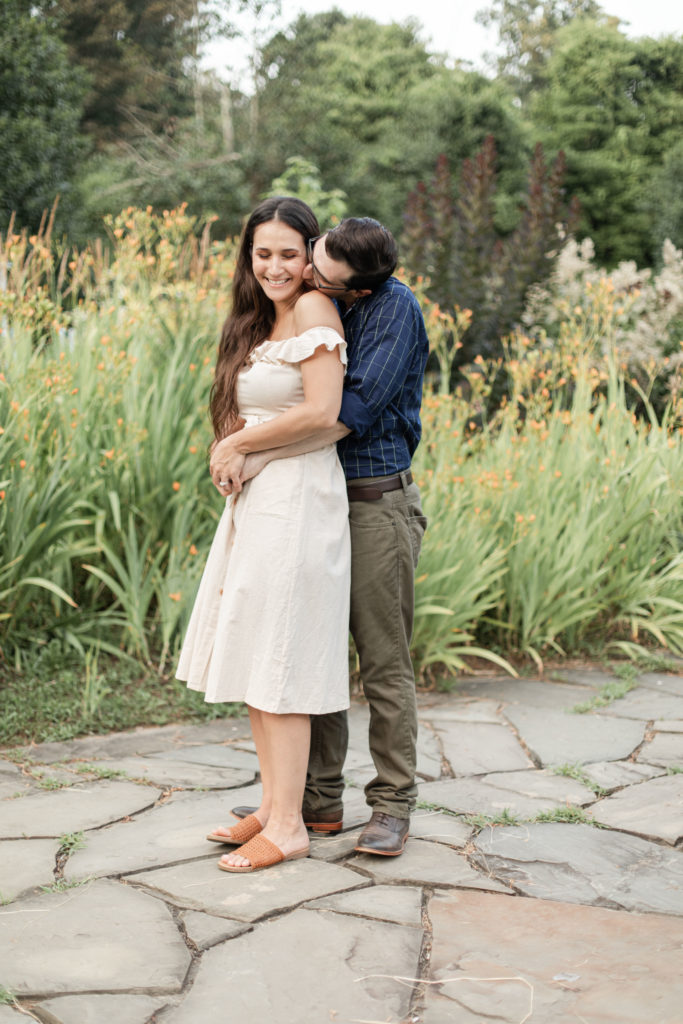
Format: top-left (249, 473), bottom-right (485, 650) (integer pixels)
top-left (339, 290), bottom-right (419, 437)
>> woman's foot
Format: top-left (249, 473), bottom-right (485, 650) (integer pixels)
top-left (206, 810), bottom-right (266, 845)
top-left (219, 818), bottom-right (308, 870)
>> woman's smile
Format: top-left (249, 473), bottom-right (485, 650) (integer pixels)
top-left (252, 220), bottom-right (308, 303)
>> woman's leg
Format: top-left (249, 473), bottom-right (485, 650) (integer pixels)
top-left (208, 705), bottom-right (271, 840)
top-left (248, 706), bottom-right (272, 823)
top-left (221, 710), bottom-right (310, 868)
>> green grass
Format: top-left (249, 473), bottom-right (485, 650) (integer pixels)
top-left (57, 831), bottom-right (86, 854)
top-left (75, 764), bottom-right (127, 780)
top-left (551, 762), bottom-right (608, 796)
top-left (571, 677), bottom-right (638, 713)
top-left (462, 809), bottom-right (521, 829)
top-left (0, 644), bottom-right (245, 747)
top-left (533, 805), bottom-right (598, 825)
top-left (41, 878), bottom-right (92, 894)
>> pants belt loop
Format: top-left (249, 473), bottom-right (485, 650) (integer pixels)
top-left (399, 470), bottom-right (410, 491)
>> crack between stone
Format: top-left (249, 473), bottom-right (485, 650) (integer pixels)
top-left (500, 712), bottom-right (542, 769)
top-left (403, 886), bottom-right (432, 1024)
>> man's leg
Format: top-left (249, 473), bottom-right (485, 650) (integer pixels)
top-left (349, 480), bottom-right (426, 828)
top-left (304, 709), bottom-right (348, 818)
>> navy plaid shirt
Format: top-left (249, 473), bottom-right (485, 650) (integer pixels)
top-left (336, 277), bottom-right (429, 480)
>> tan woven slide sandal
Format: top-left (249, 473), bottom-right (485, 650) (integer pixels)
top-left (218, 833), bottom-right (309, 873)
top-left (206, 813), bottom-right (263, 845)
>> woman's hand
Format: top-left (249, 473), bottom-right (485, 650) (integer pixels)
top-left (210, 418), bottom-right (247, 494)
top-left (211, 438), bottom-right (247, 495)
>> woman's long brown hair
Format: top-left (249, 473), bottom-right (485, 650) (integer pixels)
top-left (209, 196), bottom-right (320, 440)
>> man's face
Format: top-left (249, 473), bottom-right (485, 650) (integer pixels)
top-left (305, 235), bottom-right (355, 302)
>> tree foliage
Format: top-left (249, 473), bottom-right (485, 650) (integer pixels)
top-left (476, 0), bottom-right (606, 95)
top-left (50, 0), bottom-right (200, 143)
top-left (532, 21), bottom-right (683, 265)
top-left (253, 12), bottom-right (529, 235)
top-left (402, 137), bottom-right (578, 366)
top-left (0, 1), bottom-right (87, 231)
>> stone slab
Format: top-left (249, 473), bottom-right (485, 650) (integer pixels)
top-left (549, 667), bottom-right (622, 688)
top-left (491, 768), bottom-right (597, 804)
top-left (596, 688), bottom-right (683, 720)
top-left (34, 994), bottom-right (167, 1024)
top-left (80, 756), bottom-right (254, 790)
top-left (410, 809), bottom-right (472, 848)
top-left (348, 838), bottom-right (512, 893)
top-left (503, 706), bottom-right (644, 765)
top-left (0, 762), bottom-right (32, 801)
top-left (0, 879), bottom-right (190, 995)
top-left (128, 855), bottom-right (368, 922)
top-left (636, 672), bottom-right (683, 697)
top-left (424, 889), bottom-right (683, 1024)
top-left (0, 781), bottom-right (162, 839)
top-left (305, 883), bottom-right (423, 927)
top-left (0, 780), bottom-right (30, 800)
top-left (415, 725), bottom-right (443, 779)
top-left (308, 829), bottom-right (363, 861)
top-left (455, 678), bottom-right (601, 711)
top-left (433, 721), bottom-right (532, 775)
top-left (0, 838), bottom-right (59, 902)
top-left (581, 759), bottom-right (663, 792)
top-left (472, 822), bottom-right (683, 915)
top-left (418, 770), bottom-right (595, 820)
top-left (418, 699), bottom-right (502, 724)
top-left (638, 731), bottom-right (683, 768)
top-left (165, 906), bottom-right (422, 1024)
top-left (64, 786), bottom-right (263, 880)
top-left (590, 773), bottom-right (683, 843)
top-left (5, 718), bottom-right (252, 765)
top-left (654, 719), bottom-right (683, 732)
top-left (179, 909), bottom-right (252, 949)
top-left (149, 744), bottom-right (259, 772)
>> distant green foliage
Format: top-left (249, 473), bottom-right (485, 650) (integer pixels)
top-left (0, 2), bottom-right (87, 231)
top-left (265, 157), bottom-right (348, 229)
top-left (532, 21), bottom-right (683, 266)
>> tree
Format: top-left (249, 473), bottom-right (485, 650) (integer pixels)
top-left (254, 13), bottom-right (440, 228)
top-left (51, 0), bottom-right (200, 143)
top-left (253, 12), bottom-right (529, 234)
top-left (0, 2), bottom-right (87, 231)
top-left (532, 21), bottom-right (683, 265)
top-left (476, 0), bottom-right (606, 97)
top-left (648, 140), bottom-right (683, 257)
top-left (71, 73), bottom-right (252, 242)
top-left (401, 138), bottom-right (577, 366)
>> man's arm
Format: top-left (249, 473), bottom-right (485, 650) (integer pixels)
top-left (218, 421), bottom-right (350, 495)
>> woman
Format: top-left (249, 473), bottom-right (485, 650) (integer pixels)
top-left (176, 197), bottom-right (350, 873)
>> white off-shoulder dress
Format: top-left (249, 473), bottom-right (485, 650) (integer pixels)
top-left (176, 326), bottom-right (351, 714)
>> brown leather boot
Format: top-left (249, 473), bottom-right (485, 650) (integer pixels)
top-left (354, 812), bottom-right (409, 856)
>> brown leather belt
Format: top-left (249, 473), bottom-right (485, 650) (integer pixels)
top-left (347, 471), bottom-right (413, 501)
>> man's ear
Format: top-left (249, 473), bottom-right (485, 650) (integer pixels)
top-left (350, 288), bottom-right (372, 300)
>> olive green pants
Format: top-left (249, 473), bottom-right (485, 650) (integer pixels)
top-left (305, 477), bottom-right (426, 820)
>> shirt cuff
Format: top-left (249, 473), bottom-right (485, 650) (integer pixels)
top-left (340, 390), bottom-right (376, 437)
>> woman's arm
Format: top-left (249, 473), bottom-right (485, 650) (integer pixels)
top-left (209, 293), bottom-right (344, 490)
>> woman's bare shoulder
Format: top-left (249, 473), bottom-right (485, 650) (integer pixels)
top-left (294, 290), bottom-right (343, 337)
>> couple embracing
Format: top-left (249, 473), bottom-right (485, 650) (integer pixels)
top-left (177, 197), bottom-right (429, 872)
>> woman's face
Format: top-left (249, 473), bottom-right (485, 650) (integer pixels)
top-left (251, 220), bottom-right (308, 305)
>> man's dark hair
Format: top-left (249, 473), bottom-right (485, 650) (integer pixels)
top-left (325, 217), bottom-right (398, 291)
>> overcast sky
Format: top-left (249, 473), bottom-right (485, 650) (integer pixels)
top-left (202, 0), bottom-right (682, 88)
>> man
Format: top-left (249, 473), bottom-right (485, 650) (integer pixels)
top-left (214, 217), bottom-right (429, 856)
